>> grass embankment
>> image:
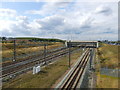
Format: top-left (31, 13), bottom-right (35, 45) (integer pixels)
top-left (1, 42), bottom-right (63, 62)
top-left (3, 49), bottom-right (83, 88)
top-left (96, 43), bottom-right (119, 88)
top-left (97, 43), bottom-right (119, 68)
top-left (97, 74), bottom-right (119, 88)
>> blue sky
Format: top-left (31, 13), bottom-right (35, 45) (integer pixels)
top-left (0, 1), bottom-right (118, 40)
top-left (1, 2), bottom-right (45, 19)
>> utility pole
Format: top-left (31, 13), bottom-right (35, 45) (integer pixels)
top-left (44, 44), bottom-right (47, 65)
top-left (69, 47), bottom-right (71, 68)
top-left (13, 39), bottom-right (16, 62)
top-left (68, 41), bottom-right (71, 68)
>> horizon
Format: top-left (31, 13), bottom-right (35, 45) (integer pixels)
top-left (1, 36), bottom-right (119, 41)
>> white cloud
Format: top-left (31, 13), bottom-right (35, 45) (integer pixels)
top-left (0, 2), bottom-right (118, 40)
top-left (0, 8), bottom-right (17, 20)
top-left (26, 2), bottom-right (70, 16)
top-left (95, 5), bottom-right (112, 15)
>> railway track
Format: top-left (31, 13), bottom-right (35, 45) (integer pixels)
top-left (58, 48), bottom-right (91, 89)
top-left (2, 46), bottom-right (67, 67)
top-left (1, 47), bottom-right (80, 82)
top-left (1, 47), bottom-right (68, 71)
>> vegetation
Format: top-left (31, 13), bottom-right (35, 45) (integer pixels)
top-left (1, 37), bottom-right (65, 63)
top-left (96, 43), bottom-right (119, 88)
top-left (3, 49), bottom-right (83, 88)
top-left (97, 73), bottom-right (119, 88)
top-left (1, 42), bottom-right (64, 63)
top-left (97, 43), bottom-right (119, 68)
top-left (1, 37), bottom-right (65, 42)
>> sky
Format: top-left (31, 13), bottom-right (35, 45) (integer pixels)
top-left (0, 0), bottom-right (118, 41)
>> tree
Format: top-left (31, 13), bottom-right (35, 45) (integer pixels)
top-left (2, 37), bottom-right (7, 41)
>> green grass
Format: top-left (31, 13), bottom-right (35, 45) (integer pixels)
top-left (100, 74), bottom-right (120, 79)
top-left (97, 73), bottom-right (119, 88)
top-left (3, 49), bottom-right (83, 88)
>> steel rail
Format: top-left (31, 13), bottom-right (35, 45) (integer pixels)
top-left (1, 48), bottom-right (69, 74)
top-left (60, 49), bottom-right (89, 88)
top-left (2, 50), bottom-right (69, 75)
top-left (2, 46), bottom-right (67, 67)
top-left (1, 47), bottom-right (79, 81)
top-left (1, 47), bottom-right (69, 71)
top-left (60, 48), bottom-right (91, 89)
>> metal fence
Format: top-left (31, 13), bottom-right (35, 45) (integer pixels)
top-left (100, 68), bottom-right (120, 77)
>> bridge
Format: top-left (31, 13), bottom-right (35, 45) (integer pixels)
top-left (65, 41), bottom-right (99, 48)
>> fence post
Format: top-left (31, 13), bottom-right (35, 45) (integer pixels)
top-left (44, 44), bottom-right (47, 64)
top-left (89, 49), bottom-right (93, 69)
top-left (13, 39), bottom-right (16, 61)
top-left (68, 41), bottom-right (71, 68)
top-left (69, 47), bottom-right (71, 68)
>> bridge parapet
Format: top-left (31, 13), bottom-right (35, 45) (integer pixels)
top-left (65, 41), bottom-right (98, 48)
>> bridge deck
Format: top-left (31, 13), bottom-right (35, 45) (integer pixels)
top-left (65, 41), bottom-right (98, 48)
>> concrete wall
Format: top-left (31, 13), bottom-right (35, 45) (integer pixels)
top-left (66, 41), bottom-right (98, 48)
